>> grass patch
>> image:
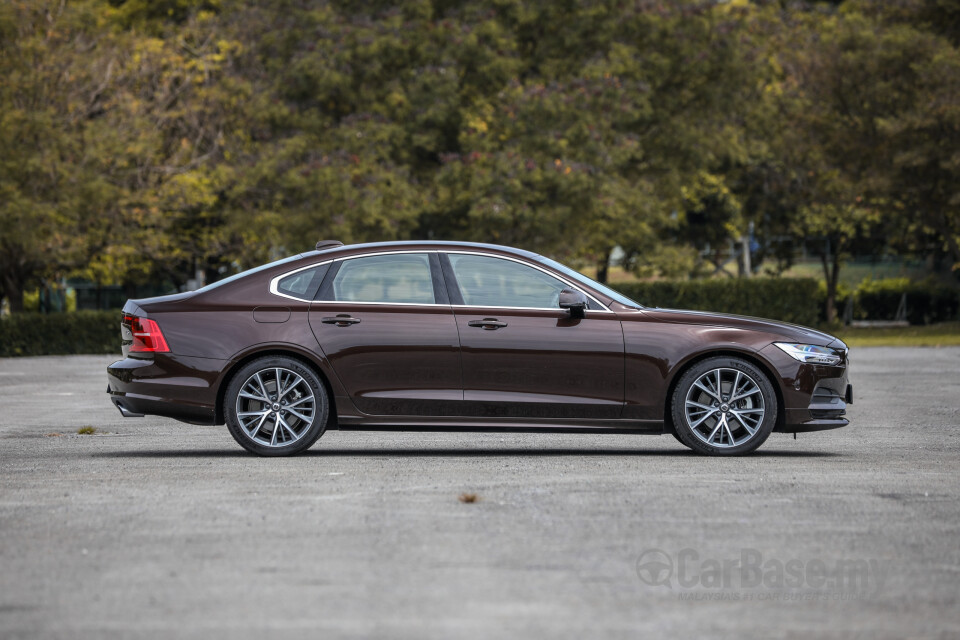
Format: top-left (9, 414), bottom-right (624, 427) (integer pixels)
top-left (458, 493), bottom-right (479, 503)
top-left (831, 322), bottom-right (960, 347)
top-left (76, 426), bottom-right (98, 435)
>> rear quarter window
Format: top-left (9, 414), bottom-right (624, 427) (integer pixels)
top-left (274, 264), bottom-right (330, 300)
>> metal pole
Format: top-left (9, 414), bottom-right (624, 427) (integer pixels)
top-left (741, 235), bottom-right (752, 278)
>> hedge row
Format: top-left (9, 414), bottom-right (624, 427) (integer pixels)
top-left (611, 278), bottom-right (821, 326)
top-left (0, 310), bottom-right (121, 357)
top-left (838, 278), bottom-right (960, 325)
top-left (0, 279), bottom-right (829, 359)
top-left (2, 278), bottom-right (957, 357)
top-left (610, 277), bottom-right (959, 326)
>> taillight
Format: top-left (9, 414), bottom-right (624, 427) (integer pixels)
top-left (123, 315), bottom-right (170, 353)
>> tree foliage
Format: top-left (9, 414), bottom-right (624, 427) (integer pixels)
top-left (1, 0), bottom-right (958, 312)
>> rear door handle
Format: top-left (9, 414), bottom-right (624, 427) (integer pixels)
top-left (321, 315), bottom-right (361, 327)
top-left (468, 318), bottom-right (507, 330)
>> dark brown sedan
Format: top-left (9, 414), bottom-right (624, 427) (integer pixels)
top-left (107, 240), bottom-right (852, 456)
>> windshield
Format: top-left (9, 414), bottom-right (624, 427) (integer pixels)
top-left (535, 255), bottom-right (642, 308)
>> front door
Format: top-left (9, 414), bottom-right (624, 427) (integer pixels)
top-left (442, 252), bottom-right (624, 419)
top-left (308, 252), bottom-right (462, 416)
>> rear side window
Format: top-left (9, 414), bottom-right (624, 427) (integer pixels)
top-left (275, 264), bottom-right (329, 300)
top-left (330, 253), bottom-right (435, 304)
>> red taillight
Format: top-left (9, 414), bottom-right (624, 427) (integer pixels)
top-left (124, 315), bottom-right (170, 353)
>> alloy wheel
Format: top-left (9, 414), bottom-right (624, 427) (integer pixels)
top-left (235, 367), bottom-right (316, 447)
top-left (683, 367), bottom-right (766, 448)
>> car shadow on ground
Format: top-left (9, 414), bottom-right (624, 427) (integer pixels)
top-left (90, 447), bottom-right (844, 459)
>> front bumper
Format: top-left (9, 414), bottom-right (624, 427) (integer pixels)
top-left (761, 343), bottom-right (852, 433)
top-left (107, 354), bottom-right (226, 425)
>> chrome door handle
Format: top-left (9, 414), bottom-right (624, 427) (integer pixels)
top-left (321, 315), bottom-right (361, 327)
top-left (467, 318), bottom-right (507, 330)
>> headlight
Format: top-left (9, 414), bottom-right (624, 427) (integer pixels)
top-left (773, 343), bottom-right (842, 365)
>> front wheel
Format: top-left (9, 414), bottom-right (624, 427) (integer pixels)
top-left (224, 356), bottom-right (329, 456)
top-left (670, 357), bottom-right (778, 456)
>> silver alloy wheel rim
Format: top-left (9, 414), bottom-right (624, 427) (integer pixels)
top-left (684, 367), bottom-right (765, 448)
top-left (235, 367), bottom-right (316, 447)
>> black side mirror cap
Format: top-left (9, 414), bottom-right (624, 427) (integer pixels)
top-left (558, 288), bottom-right (588, 318)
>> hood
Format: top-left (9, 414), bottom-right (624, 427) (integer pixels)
top-left (641, 308), bottom-right (839, 347)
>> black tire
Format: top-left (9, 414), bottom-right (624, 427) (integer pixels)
top-left (670, 356), bottom-right (778, 456)
top-left (224, 356), bottom-right (329, 456)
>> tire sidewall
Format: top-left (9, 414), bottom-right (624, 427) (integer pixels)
top-left (671, 356), bottom-right (778, 456)
top-left (224, 356), bottom-right (329, 456)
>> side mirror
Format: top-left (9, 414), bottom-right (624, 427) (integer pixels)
top-left (558, 288), bottom-right (588, 318)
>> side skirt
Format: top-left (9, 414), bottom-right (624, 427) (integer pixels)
top-left (333, 416), bottom-right (664, 435)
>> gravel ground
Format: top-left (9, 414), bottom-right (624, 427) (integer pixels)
top-left (1, 348), bottom-right (958, 639)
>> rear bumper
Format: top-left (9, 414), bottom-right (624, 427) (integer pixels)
top-left (108, 390), bottom-right (214, 425)
top-left (110, 391), bottom-right (144, 418)
top-left (107, 355), bottom-right (225, 425)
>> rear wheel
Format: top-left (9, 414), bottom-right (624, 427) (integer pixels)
top-left (224, 356), bottom-right (329, 456)
top-left (670, 356), bottom-right (777, 455)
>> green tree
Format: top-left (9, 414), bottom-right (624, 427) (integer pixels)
top-left (4, 0), bottom-right (959, 315)
top-left (856, 0), bottom-right (960, 276)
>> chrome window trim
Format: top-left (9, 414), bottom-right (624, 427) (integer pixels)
top-left (454, 303), bottom-right (611, 313)
top-left (268, 249), bottom-right (612, 312)
top-left (312, 300), bottom-right (446, 308)
top-left (310, 300), bottom-right (608, 314)
top-left (269, 260), bottom-right (333, 302)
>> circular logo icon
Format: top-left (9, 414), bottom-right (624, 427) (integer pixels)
top-left (636, 549), bottom-right (673, 588)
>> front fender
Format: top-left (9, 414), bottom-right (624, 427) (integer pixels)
top-left (621, 315), bottom-right (783, 421)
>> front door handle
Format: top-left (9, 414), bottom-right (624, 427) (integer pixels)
top-left (321, 315), bottom-right (361, 327)
top-left (468, 318), bottom-right (508, 330)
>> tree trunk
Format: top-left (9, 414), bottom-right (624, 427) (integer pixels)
top-left (944, 229), bottom-right (960, 282)
top-left (820, 238), bottom-right (842, 324)
top-left (1, 270), bottom-right (24, 313)
top-left (596, 248), bottom-right (611, 284)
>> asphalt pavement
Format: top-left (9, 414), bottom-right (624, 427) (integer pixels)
top-left (1, 348), bottom-right (958, 639)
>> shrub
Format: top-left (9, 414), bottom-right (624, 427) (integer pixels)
top-left (0, 310), bottom-right (121, 357)
top-left (815, 280), bottom-right (855, 324)
top-left (854, 278), bottom-right (959, 325)
top-left (611, 278), bottom-right (821, 326)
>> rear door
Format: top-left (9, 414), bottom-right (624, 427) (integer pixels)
top-left (442, 252), bottom-right (625, 419)
top-left (308, 252), bottom-right (462, 416)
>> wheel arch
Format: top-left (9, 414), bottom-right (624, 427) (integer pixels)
top-left (214, 345), bottom-right (339, 427)
top-left (662, 348), bottom-right (785, 435)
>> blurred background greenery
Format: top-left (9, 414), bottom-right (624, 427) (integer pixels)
top-left (1, 0), bottom-right (958, 335)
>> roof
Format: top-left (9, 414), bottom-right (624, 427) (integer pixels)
top-left (304, 240), bottom-right (544, 261)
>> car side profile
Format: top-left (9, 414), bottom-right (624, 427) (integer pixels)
top-left (107, 240), bottom-right (852, 456)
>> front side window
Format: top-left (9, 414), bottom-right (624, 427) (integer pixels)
top-left (536, 255), bottom-right (639, 308)
top-left (331, 253), bottom-right (435, 304)
top-left (447, 254), bottom-right (569, 308)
